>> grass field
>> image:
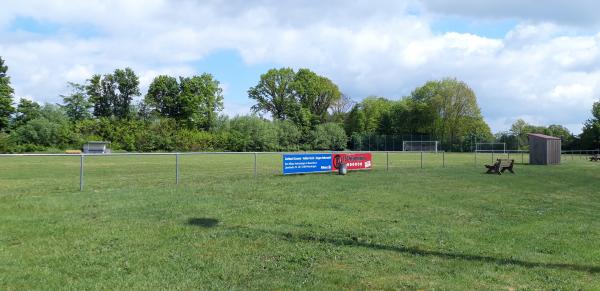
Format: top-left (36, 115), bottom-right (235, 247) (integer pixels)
top-left (1, 152), bottom-right (599, 289)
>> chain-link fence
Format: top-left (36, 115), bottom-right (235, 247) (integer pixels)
top-left (1, 149), bottom-right (598, 192)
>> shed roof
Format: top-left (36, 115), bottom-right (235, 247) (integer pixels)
top-left (527, 133), bottom-right (561, 140)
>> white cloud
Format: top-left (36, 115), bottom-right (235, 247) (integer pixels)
top-left (0, 0), bottom-right (599, 134)
top-left (420, 0), bottom-right (600, 26)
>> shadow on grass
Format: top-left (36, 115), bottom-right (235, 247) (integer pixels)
top-left (186, 217), bottom-right (219, 228)
top-left (182, 221), bottom-right (599, 274)
top-left (276, 231), bottom-right (600, 274)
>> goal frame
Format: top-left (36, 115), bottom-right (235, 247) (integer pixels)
top-left (402, 141), bottom-right (439, 153)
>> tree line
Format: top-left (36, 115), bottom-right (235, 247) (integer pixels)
top-left (0, 56), bottom-right (597, 153)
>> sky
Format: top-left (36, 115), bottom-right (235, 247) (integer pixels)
top-left (1, 0), bottom-right (599, 134)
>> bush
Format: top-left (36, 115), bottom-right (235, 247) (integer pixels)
top-left (275, 120), bottom-right (301, 151)
top-left (310, 122), bottom-right (348, 150)
top-left (12, 118), bottom-right (73, 148)
top-left (175, 129), bottom-right (225, 151)
top-left (0, 132), bottom-right (16, 153)
top-left (226, 116), bottom-right (278, 152)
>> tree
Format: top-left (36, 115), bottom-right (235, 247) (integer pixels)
top-left (0, 57), bottom-right (15, 131)
top-left (355, 96), bottom-right (393, 134)
top-left (344, 105), bottom-right (367, 136)
top-left (310, 122), bottom-right (347, 150)
top-left (145, 75), bottom-right (180, 118)
top-left (113, 68), bottom-right (140, 118)
top-left (13, 98), bottom-right (41, 128)
top-left (410, 78), bottom-right (487, 150)
top-left (87, 74), bottom-right (111, 118)
top-left (145, 74), bottom-right (224, 130)
top-left (329, 93), bottom-right (355, 124)
top-left (274, 120), bottom-right (301, 151)
top-left (61, 82), bottom-right (92, 122)
top-left (509, 119), bottom-right (529, 149)
top-left (86, 68), bottom-right (140, 119)
top-left (378, 98), bottom-right (436, 136)
top-left (292, 68), bottom-right (341, 124)
top-left (248, 68), bottom-right (296, 120)
top-left (179, 74), bottom-right (224, 130)
top-left (226, 115), bottom-right (278, 151)
top-left (12, 104), bottom-right (73, 148)
top-left (248, 67), bottom-right (342, 129)
top-left (581, 100), bottom-right (600, 149)
top-left (593, 101), bottom-right (600, 120)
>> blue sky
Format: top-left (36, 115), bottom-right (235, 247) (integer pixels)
top-left (1, 0), bottom-right (599, 133)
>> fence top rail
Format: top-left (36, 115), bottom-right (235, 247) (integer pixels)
top-left (0, 150), bottom-right (538, 157)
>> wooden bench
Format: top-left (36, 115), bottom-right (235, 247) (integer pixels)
top-left (485, 159), bottom-right (514, 175)
top-left (590, 154), bottom-right (600, 162)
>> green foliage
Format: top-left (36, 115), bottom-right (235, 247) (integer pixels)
top-left (344, 97), bottom-right (394, 136)
top-left (274, 120), bottom-right (302, 151)
top-left (249, 67), bottom-right (341, 130)
top-left (344, 105), bottom-right (366, 136)
top-left (0, 56), bottom-right (15, 131)
top-left (145, 74), bottom-right (224, 130)
top-left (0, 131), bottom-right (15, 152)
top-left (378, 98), bottom-right (436, 135)
top-left (293, 68), bottom-right (341, 124)
top-left (145, 75), bottom-right (181, 118)
top-left (174, 129), bottom-right (225, 152)
top-left (12, 105), bottom-right (74, 148)
top-left (13, 98), bottom-right (42, 128)
top-left (329, 93), bottom-right (354, 125)
top-left (580, 100), bottom-right (600, 149)
top-left (249, 68), bottom-right (296, 120)
top-left (179, 74), bottom-right (224, 130)
top-left (505, 119), bottom-right (576, 150)
top-left (410, 78), bottom-right (488, 150)
top-left (61, 82), bottom-right (92, 121)
top-left (225, 115), bottom-right (279, 152)
top-left (310, 122), bottom-right (347, 150)
top-left (113, 68), bottom-right (141, 118)
top-left (593, 101), bottom-right (600, 120)
top-left (86, 68), bottom-right (140, 119)
top-left (87, 74), bottom-right (111, 118)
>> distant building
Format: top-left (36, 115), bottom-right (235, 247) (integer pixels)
top-left (83, 141), bottom-right (111, 154)
top-left (528, 134), bottom-right (561, 165)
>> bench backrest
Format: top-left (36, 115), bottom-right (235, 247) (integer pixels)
top-left (498, 159), bottom-right (513, 167)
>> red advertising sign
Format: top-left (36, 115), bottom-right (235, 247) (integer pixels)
top-left (331, 153), bottom-right (372, 171)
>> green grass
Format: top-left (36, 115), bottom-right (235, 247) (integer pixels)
top-left (1, 153), bottom-right (599, 289)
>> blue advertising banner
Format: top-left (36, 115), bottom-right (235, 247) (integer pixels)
top-left (282, 153), bottom-right (332, 175)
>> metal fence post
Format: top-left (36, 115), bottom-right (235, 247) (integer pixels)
top-left (521, 151), bottom-right (524, 164)
top-left (386, 151), bottom-right (389, 171)
top-left (420, 151), bottom-right (423, 169)
top-left (79, 154), bottom-right (84, 191)
top-left (176, 153), bottom-right (180, 185)
top-left (442, 151), bottom-right (445, 168)
top-left (254, 152), bottom-right (257, 177)
top-left (492, 151), bottom-right (494, 163)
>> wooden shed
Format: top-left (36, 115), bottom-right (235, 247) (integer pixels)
top-left (528, 133), bottom-right (561, 165)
